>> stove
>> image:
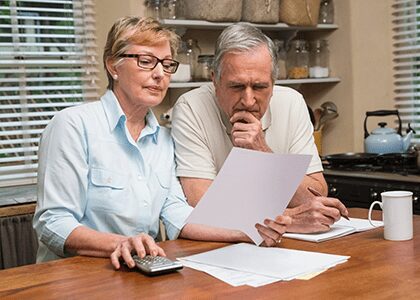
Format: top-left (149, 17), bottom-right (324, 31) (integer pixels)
top-left (323, 164), bottom-right (420, 215)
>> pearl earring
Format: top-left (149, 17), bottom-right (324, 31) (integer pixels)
top-left (113, 74), bottom-right (118, 80)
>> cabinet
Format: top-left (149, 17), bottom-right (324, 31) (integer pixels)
top-left (160, 19), bottom-right (340, 88)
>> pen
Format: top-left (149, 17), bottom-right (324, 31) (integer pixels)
top-left (307, 186), bottom-right (350, 220)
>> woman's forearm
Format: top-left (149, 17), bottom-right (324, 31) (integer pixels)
top-left (65, 226), bottom-right (127, 257)
top-left (179, 223), bottom-right (251, 243)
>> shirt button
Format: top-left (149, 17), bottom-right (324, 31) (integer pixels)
top-left (144, 203), bottom-right (148, 207)
top-left (137, 175), bottom-right (142, 181)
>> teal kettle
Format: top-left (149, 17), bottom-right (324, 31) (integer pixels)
top-left (363, 110), bottom-right (415, 154)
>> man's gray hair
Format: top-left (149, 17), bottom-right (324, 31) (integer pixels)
top-left (213, 23), bottom-right (278, 83)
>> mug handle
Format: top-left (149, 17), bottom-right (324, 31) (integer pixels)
top-left (368, 201), bottom-right (383, 227)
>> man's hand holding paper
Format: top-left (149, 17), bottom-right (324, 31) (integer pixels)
top-left (185, 147), bottom-right (312, 245)
top-left (255, 215), bottom-right (292, 246)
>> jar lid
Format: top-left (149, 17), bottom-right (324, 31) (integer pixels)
top-left (290, 39), bottom-right (307, 50)
top-left (311, 39), bottom-right (328, 49)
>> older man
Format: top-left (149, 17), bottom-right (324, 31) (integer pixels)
top-left (171, 23), bottom-right (347, 233)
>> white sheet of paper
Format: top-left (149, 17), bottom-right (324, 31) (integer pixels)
top-left (335, 217), bottom-right (384, 231)
top-left (180, 243), bottom-right (349, 281)
top-left (186, 147), bottom-right (311, 244)
top-left (179, 259), bottom-right (334, 287)
top-left (178, 259), bottom-right (281, 287)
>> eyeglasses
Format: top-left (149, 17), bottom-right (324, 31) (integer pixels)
top-left (120, 54), bottom-right (179, 74)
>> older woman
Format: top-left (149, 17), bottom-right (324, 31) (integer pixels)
top-left (34, 17), bottom-right (289, 270)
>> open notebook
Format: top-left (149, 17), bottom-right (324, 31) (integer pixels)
top-left (283, 217), bottom-right (384, 242)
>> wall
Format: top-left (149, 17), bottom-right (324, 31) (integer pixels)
top-left (93, 0), bottom-right (145, 92)
top-left (304, 0), bottom-right (394, 154)
top-left (93, 0), bottom-right (395, 154)
top-left (348, 0), bottom-right (394, 153)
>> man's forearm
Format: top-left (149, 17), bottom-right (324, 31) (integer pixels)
top-left (289, 172), bottom-right (327, 207)
top-left (65, 226), bottom-right (127, 258)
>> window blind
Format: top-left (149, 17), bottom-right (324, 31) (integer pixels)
top-left (392, 0), bottom-right (420, 144)
top-left (0, 0), bottom-right (98, 187)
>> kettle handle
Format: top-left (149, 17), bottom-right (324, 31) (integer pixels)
top-left (363, 110), bottom-right (402, 138)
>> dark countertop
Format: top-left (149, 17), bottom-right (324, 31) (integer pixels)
top-left (324, 168), bottom-right (420, 183)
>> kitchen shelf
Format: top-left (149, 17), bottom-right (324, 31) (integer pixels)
top-left (276, 77), bottom-right (341, 85)
top-left (169, 81), bottom-right (208, 88)
top-left (169, 77), bottom-right (341, 88)
top-left (161, 19), bottom-right (338, 31)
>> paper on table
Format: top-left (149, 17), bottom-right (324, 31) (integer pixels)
top-left (336, 217), bottom-right (384, 231)
top-left (283, 217), bottom-right (384, 242)
top-left (179, 243), bottom-right (349, 281)
top-left (186, 147), bottom-right (311, 244)
top-left (178, 259), bottom-right (281, 287)
top-left (179, 259), bottom-right (335, 287)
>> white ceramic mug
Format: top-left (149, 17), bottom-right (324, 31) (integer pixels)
top-left (368, 191), bottom-right (413, 241)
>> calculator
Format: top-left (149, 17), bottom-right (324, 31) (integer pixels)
top-left (132, 255), bottom-right (183, 276)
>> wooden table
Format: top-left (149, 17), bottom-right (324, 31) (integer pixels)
top-left (1, 208), bottom-right (419, 299)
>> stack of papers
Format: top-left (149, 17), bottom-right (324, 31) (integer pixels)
top-left (283, 217), bottom-right (384, 242)
top-left (178, 243), bottom-right (349, 287)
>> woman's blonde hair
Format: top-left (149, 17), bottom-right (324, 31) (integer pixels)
top-left (103, 17), bottom-right (179, 89)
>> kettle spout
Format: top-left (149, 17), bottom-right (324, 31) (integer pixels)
top-left (402, 123), bottom-right (415, 152)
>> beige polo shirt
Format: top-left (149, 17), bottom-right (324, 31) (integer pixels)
top-left (171, 84), bottom-right (322, 180)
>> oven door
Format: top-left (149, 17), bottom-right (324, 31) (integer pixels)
top-left (324, 172), bottom-right (420, 215)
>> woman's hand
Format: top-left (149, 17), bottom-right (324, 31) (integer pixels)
top-left (255, 215), bottom-right (292, 247)
top-left (110, 233), bottom-right (165, 269)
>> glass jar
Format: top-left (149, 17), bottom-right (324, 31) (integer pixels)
top-left (274, 39), bottom-right (287, 80)
top-left (186, 39), bottom-right (201, 81)
top-left (144, 0), bottom-right (153, 18)
top-left (196, 55), bottom-right (214, 81)
top-left (309, 40), bottom-right (330, 78)
top-left (171, 41), bottom-right (192, 82)
top-left (167, 0), bottom-right (177, 19)
top-left (160, 0), bottom-right (177, 19)
top-left (319, 0), bottom-right (334, 24)
top-left (286, 39), bottom-right (309, 79)
top-left (149, 0), bottom-right (161, 20)
top-left (160, 0), bottom-right (169, 19)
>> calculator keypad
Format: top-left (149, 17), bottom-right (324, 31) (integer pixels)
top-left (132, 255), bottom-right (183, 275)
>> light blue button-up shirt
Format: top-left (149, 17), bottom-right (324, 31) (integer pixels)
top-left (34, 90), bottom-right (193, 262)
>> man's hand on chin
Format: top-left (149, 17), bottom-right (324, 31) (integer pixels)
top-left (230, 111), bottom-right (272, 152)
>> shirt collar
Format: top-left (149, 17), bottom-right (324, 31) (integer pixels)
top-left (101, 90), bottom-right (160, 143)
top-left (101, 90), bottom-right (125, 132)
top-left (141, 109), bottom-right (160, 144)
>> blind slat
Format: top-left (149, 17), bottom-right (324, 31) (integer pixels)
top-left (0, 0), bottom-right (98, 187)
top-left (0, 155), bottom-right (38, 164)
top-left (0, 92), bottom-right (98, 101)
top-left (391, 0), bottom-right (420, 146)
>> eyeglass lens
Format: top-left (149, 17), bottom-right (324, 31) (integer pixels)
top-left (120, 54), bottom-right (179, 74)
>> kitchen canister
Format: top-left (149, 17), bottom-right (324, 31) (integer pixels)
top-left (196, 54), bottom-right (214, 81)
top-left (287, 39), bottom-right (309, 79)
top-left (171, 41), bottom-right (192, 82)
top-left (183, 0), bottom-right (243, 22)
top-left (309, 39), bottom-right (330, 78)
top-left (242, 0), bottom-right (279, 24)
top-left (279, 0), bottom-right (321, 26)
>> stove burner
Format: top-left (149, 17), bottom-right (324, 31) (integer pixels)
top-left (322, 152), bottom-right (419, 175)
